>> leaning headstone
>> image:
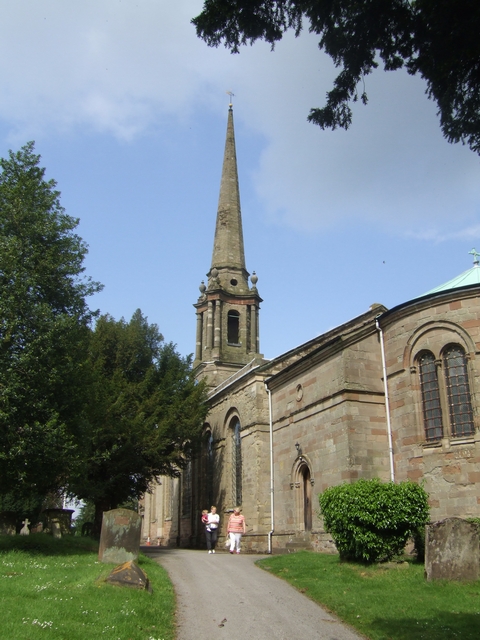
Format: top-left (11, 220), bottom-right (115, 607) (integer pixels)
top-left (19, 519), bottom-right (30, 535)
top-left (0, 512), bottom-right (16, 535)
top-left (98, 508), bottom-right (142, 565)
top-left (105, 560), bottom-right (151, 592)
top-left (425, 517), bottom-right (480, 581)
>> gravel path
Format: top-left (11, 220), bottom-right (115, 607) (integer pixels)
top-left (143, 547), bottom-right (365, 640)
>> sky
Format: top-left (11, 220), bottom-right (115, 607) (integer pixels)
top-left (1, 1), bottom-right (479, 361)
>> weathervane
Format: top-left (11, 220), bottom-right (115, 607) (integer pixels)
top-left (468, 248), bottom-right (480, 265)
top-left (226, 90), bottom-right (235, 108)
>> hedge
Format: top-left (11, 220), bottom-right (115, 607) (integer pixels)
top-left (319, 478), bottom-right (429, 563)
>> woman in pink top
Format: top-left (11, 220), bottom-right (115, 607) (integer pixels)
top-left (227, 507), bottom-right (246, 554)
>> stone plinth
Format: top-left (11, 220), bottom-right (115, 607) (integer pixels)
top-left (105, 560), bottom-right (151, 591)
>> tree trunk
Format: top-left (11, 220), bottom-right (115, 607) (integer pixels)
top-left (93, 498), bottom-right (112, 539)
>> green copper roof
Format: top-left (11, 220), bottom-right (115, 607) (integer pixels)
top-left (422, 248), bottom-right (480, 296)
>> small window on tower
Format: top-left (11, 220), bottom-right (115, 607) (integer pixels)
top-left (230, 278), bottom-right (238, 286)
top-left (227, 311), bottom-right (240, 345)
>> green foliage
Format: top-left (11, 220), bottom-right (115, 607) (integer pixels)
top-left (0, 142), bottom-right (101, 507)
top-left (258, 551), bottom-right (480, 640)
top-left (193, 1), bottom-right (480, 154)
top-left (412, 523), bottom-right (426, 562)
top-left (68, 310), bottom-right (208, 533)
top-left (319, 478), bottom-right (429, 562)
top-left (70, 501), bottom-right (95, 536)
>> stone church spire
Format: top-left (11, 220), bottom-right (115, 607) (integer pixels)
top-left (194, 104), bottom-right (263, 384)
top-left (209, 104), bottom-right (249, 293)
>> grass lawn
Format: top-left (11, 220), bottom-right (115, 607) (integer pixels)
top-left (0, 534), bottom-right (175, 640)
top-left (257, 551), bottom-right (480, 640)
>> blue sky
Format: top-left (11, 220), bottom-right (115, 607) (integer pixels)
top-left (1, 1), bottom-right (480, 361)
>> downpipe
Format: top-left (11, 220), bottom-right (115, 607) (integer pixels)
top-left (265, 380), bottom-right (274, 553)
top-left (375, 315), bottom-right (395, 482)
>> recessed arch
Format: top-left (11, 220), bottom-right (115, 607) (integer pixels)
top-left (291, 456), bottom-right (314, 532)
top-left (403, 320), bottom-right (476, 369)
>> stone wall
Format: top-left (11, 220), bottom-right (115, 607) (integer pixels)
top-left (383, 289), bottom-right (480, 521)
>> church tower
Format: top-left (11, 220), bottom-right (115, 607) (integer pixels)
top-left (194, 104), bottom-right (262, 387)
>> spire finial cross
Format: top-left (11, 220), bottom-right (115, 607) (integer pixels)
top-left (468, 248), bottom-right (480, 265)
top-left (226, 90), bottom-right (235, 108)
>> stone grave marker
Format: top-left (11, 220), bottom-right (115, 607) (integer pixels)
top-left (19, 518), bottom-right (30, 535)
top-left (98, 508), bottom-right (142, 564)
top-left (0, 512), bottom-right (16, 535)
top-left (42, 509), bottom-right (74, 537)
top-left (425, 517), bottom-right (480, 581)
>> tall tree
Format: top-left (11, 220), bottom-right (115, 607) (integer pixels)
top-left (193, 0), bottom-right (480, 154)
top-left (0, 142), bottom-right (102, 512)
top-left (69, 310), bottom-right (208, 535)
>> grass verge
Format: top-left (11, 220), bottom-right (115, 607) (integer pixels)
top-left (0, 534), bottom-right (174, 640)
top-left (257, 551), bottom-right (480, 640)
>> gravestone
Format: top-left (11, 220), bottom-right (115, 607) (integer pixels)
top-left (0, 512), bottom-right (16, 535)
top-left (98, 508), bottom-right (142, 564)
top-left (31, 522), bottom-right (43, 534)
top-left (425, 517), bottom-right (480, 581)
top-left (42, 509), bottom-right (74, 537)
top-left (19, 518), bottom-right (30, 535)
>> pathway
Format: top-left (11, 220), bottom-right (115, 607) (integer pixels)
top-left (143, 547), bottom-right (365, 640)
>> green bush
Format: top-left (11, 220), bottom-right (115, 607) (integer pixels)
top-left (319, 478), bottom-right (429, 563)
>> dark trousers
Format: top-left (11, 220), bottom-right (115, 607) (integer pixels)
top-left (205, 528), bottom-right (218, 550)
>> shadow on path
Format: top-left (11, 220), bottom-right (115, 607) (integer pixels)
top-left (143, 547), bottom-right (365, 640)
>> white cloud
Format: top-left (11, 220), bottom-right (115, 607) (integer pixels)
top-left (0, 0), bottom-right (479, 236)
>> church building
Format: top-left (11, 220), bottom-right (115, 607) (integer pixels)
top-left (141, 105), bottom-right (480, 552)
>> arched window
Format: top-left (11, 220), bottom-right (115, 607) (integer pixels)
top-left (206, 430), bottom-right (214, 506)
top-left (182, 461), bottom-right (192, 517)
top-left (418, 351), bottom-right (443, 442)
top-left (227, 311), bottom-right (240, 344)
top-left (231, 418), bottom-right (242, 506)
top-left (444, 345), bottom-right (474, 437)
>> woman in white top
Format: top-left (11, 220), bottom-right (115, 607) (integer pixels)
top-left (205, 506), bottom-right (220, 553)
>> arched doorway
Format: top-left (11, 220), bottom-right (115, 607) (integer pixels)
top-left (300, 464), bottom-right (312, 531)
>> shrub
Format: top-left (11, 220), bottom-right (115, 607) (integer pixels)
top-left (319, 478), bottom-right (429, 563)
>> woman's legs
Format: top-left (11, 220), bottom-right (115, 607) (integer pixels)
top-left (210, 528), bottom-right (218, 551)
top-left (229, 533), bottom-right (242, 553)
